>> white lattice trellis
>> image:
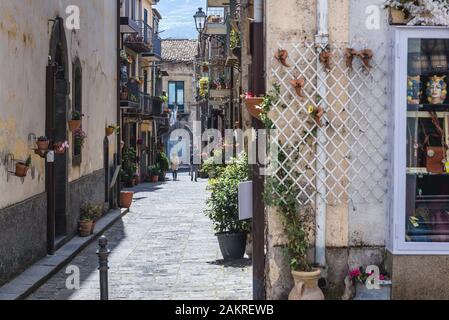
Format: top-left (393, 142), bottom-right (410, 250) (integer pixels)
top-left (270, 41), bottom-right (389, 206)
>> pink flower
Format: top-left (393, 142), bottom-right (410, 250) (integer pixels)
top-left (349, 268), bottom-right (361, 279)
top-left (380, 275), bottom-right (386, 281)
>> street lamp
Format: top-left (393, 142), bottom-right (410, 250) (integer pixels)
top-left (194, 7), bottom-right (206, 34)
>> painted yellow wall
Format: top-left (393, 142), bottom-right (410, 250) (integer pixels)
top-left (0, 0), bottom-right (117, 209)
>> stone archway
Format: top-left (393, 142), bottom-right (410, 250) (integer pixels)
top-left (46, 17), bottom-right (69, 254)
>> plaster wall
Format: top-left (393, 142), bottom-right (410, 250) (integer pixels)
top-left (0, 0), bottom-right (118, 210)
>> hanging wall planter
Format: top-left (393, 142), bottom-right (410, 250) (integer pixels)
top-left (36, 136), bottom-right (50, 151)
top-left (106, 124), bottom-right (119, 137)
top-left (69, 111), bottom-right (84, 132)
top-left (15, 156), bottom-right (31, 178)
top-left (244, 95), bottom-right (265, 120)
top-left (54, 141), bottom-right (69, 155)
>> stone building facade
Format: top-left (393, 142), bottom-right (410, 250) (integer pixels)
top-left (260, 0), bottom-right (449, 300)
top-left (0, 0), bottom-right (118, 286)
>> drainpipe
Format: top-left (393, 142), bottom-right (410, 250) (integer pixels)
top-left (117, 0), bottom-right (122, 206)
top-left (315, 0), bottom-right (329, 269)
top-left (252, 0), bottom-right (265, 301)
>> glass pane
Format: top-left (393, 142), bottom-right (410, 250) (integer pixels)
top-left (177, 88), bottom-right (184, 105)
top-left (168, 82), bottom-right (176, 106)
top-left (406, 38), bottom-right (449, 243)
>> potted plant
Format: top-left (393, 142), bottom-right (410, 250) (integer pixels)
top-left (15, 155), bottom-right (31, 178)
top-left (120, 190), bottom-right (134, 209)
top-left (90, 204), bottom-right (103, 235)
top-left (242, 92), bottom-right (264, 119)
top-left (264, 150), bottom-right (324, 300)
top-left (156, 152), bottom-right (170, 181)
top-left (36, 136), bottom-right (50, 151)
top-left (149, 165), bottom-right (160, 183)
top-left (73, 128), bottom-right (87, 150)
top-left (347, 267), bottom-right (390, 300)
top-left (54, 141), bottom-right (69, 155)
top-left (106, 124), bottom-right (119, 136)
top-left (79, 204), bottom-right (94, 237)
top-left (205, 153), bottom-right (251, 260)
top-left (69, 111), bottom-right (84, 132)
top-left (122, 147), bottom-right (138, 187)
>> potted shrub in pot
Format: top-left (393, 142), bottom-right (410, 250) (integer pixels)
top-left (149, 165), bottom-right (160, 183)
top-left (69, 111), bottom-right (84, 132)
top-left (15, 155), bottom-right (31, 178)
top-left (79, 204), bottom-right (94, 237)
top-left (156, 152), bottom-right (170, 182)
top-left (120, 191), bottom-right (134, 209)
top-left (36, 136), bottom-right (50, 151)
top-left (205, 153), bottom-right (251, 260)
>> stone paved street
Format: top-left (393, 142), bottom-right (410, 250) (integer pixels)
top-left (28, 173), bottom-right (252, 300)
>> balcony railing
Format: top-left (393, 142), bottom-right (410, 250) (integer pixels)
top-left (204, 7), bottom-right (228, 35)
top-left (140, 93), bottom-right (164, 117)
top-left (120, 80), bottom-right (140, 109)
top-left (123, 21), bottom-right (153, 53)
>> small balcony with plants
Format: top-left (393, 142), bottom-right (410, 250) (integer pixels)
top-left (123, 20), bottom-right (153, 54)
top-left (208, 62), bottom-right (231, 99)
top-left (140, 93), bottom-right (164, 118)
top-left (204, 7), bottom-right (228, 35)
top-left (120, 78), bottom-right (141, 109)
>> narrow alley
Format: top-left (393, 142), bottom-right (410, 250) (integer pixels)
top-left (27, 173), bottom-right (252, 300)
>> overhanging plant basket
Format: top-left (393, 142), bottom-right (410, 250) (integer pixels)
top-left (245, 97), bottom-right (264, 119)
top-left (389, 8), bottom-right (411, 25)
top-left (15, 163), bottom-right (29, 178)
top-left (106, 127), bottom-right (115, 136)
top-left (68, 120), bottom-right (81, 132)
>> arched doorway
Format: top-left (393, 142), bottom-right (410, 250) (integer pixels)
top-left (46, 17), bottom-right (69, 254)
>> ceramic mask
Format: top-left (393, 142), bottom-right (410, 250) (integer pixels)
top-left (407, 75), bottom-right (422, 105)
top-left (426, 75), bottom-right (447, 105)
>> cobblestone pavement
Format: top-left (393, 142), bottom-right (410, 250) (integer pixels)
top-left (28, 172), bottom-right (252, 300)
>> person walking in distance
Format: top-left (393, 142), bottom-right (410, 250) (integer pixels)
top-left (190, 150), bottom-right (199, 182)
top-left (171, 153), bottom-right (180, 181)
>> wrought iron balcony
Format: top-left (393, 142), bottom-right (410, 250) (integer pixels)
top-left (120, 80), bottom-right (140, 109)
top-left (141, 33), bottom-right (161, 60)
top-left (204, 7), bottom-right (228, 35)
top-left (123, 21), bottom-right (153, 53)
top-left (140, 93), bottom-right (164, 117)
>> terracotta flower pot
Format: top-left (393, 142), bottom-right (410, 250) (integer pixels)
top-left (68, 120), bottom-right (81, 132)
top-left (36, 140), bottom-right (50, 151)
top-left (245, 97), bottom-right (265, 120)
top-left (106, 127), bottom-right (115, 136)
top-left (151, 175), bottom-right (159, 183)
top-left (120, 191), bottom-right (134, 209)
top-left (289, 269), bottom-right (325, 300)
top-left (15, 163), bottom-right (29, 178)
top-left (79, 221), bottom-right (93, 237)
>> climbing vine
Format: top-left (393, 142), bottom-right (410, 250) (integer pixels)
top-left (261, 83), bottom-right (314, 272)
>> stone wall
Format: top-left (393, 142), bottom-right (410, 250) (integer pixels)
top-left (0, 194), bottom-right (47, 286)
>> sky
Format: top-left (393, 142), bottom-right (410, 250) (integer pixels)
top-left (157, 0), bottom-right (206, 40)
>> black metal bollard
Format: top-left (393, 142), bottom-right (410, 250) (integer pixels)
top-left (97, 235), bottom-right (110, 300)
